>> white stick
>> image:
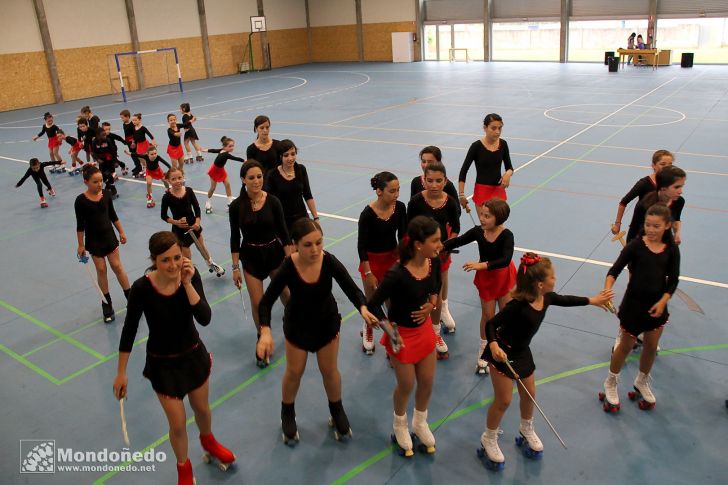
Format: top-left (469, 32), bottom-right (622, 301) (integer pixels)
top-left (80, 256), bottom-right (108, 304)
top-left (504, 360), bottom-right (567, 449)
top-left (119, 398), bottom-right (130, 446)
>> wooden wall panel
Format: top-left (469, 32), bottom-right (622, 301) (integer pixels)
top-left (0, 52), bottom-right (55, 111)
top-left (268, 28), bottom-right (310, 67)
top-left (310, 25), bottom-right (358, 62)
top-left (363, 21), bottom-right (417, 61)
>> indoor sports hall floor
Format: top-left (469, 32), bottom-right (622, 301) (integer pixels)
top-left (1, 61), bottom-right (727, 484)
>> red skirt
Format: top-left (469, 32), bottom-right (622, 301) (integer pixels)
top-left (70, 141), bottom-right (84, 154)
top-left (48, 136), bottom-right (61, 149)
top-left (381, 317), bottom-right (436, 364)
top-left (207, 164), bottom-right (228, 183)
top-left (135, 140), bottom-right (150, 155)
top-left (358, 249), bottom-right (399, 282)
top-left (473, 183), bottom-right (507, 205)
top-left (473, 261), bottom-right (517, 301)
top-left (167, 144), bottom-right (184, 159)
top-left (146, 167), bottom-right (165, 180)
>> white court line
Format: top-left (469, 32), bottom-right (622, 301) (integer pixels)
top-left (515, 77), bottom-right (676, 174)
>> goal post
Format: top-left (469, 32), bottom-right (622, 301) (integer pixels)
top-left (113, 47), bottom-right (183, 102)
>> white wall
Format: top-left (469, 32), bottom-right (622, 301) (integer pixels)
top-left (206, 0), bottom-right (258, 35)
top-left (264, 0), bottom-right (308, 30)
top-left (133, 0), bottom-right (200, 41)
top-left (0, 0), bottom-right (43, 53)
top-left (45, 0), bottom-right (130, 49)
top-left (308, 0), bottom-right (356, 27)
top-left (362, 0), bottom-right (415, 23)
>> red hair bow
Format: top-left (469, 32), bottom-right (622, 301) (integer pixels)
top-left (520, 253), bottom-right (540, 273)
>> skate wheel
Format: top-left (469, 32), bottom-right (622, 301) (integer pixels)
top-left (217, 462), bottom-right (229, 471)
top-left (638, 400), bottom-right (655, 411)
top-left (598, 392), bottom-right (606, 402)
top-left (485, 459), bottom-right (505, 471)
top-left (436, 352), bottom-right (449, 360)
top-left (525, 448), bottom-right (543, 459)
top-left (416, 443), bottom-right (436, 454)
top-left (515, 436), bottom-right (524, 447)
top-left (202, 453), bottom-right (211, 464)
top-left (476, 447), bottom-right (485, 458)
top-left (209, 267), bottom-right (214, 273)
top-left (628, 391), bottom-right (637, 401)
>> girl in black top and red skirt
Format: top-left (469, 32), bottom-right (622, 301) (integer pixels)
top-left (113, 231), bottom-right (235, 485)
top-left (202, 136), bottom-right (245, 213)
top-left (139, 146), bottom-right (171, 208)
top-left (257, 219), bottom-right (378, 444)
top-left (32, 112), bottom-right (64, 171)
top-left (407, 160), bottom-right (460, 356)
top-left (479, 253), bottom-right (611, 469)
top-left (443, 198), bottom-right (516, 374)
top-left (357, 171), bottom-right (407, 354)
top-left (366, 216), bottom-right (443, 457)
top-left (230, 160), bottom-right (292, 367)
top-left (601, 204), bottom-right (680, 413)
top-left (166, 113), bottom-right (186, 173)
top-left (459, 113), bottom-right (513, 208)
top-left (74, 165), bottom-right (131, 323)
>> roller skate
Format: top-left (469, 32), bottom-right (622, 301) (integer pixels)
top-left (434, 323), bottom-right (449, 360)
top-left (48, 188), bottom-right (56, 197)
top-left (629, 372), bottom-right (656, 410)
top-left (102, 293), bottom-right (115, 323)
top-left (185, 157), bottom-right (193, 164)
top-left (391, 412), bottom-right (414, 457)
top-left (195, 155), bottom-right (204, 162)
top-left (146, 194), bottom-right (155, 208)
top-left (205, 200), bottom-right (213, 214)
top-left (599, 371), bottom-right (621, 413)
top-left (281, 402), bottom-right (299, 446)
top-left (121, 167), bottom-right (129, 176)
top-left (515, 418), bottom-right (543, 459)
top-left (328, 400), bottom-right (352, 441)
top-left (476, 339), bottom-right (489, 375)
top-left (70, 165), bottom-right (83, 177)
top-left (361, 322), bottom-right (375, 355)
top-left (200, 432), bottom-right (236, 471)
top-left (412, 409), bottom-right (436, 454)
top-left (109, 186), bottom-right (119, 200)
top-left (477, 428), bottom-right (505, 471)
top-left (40, 197), bottom-right (48, 208)
top-left (176, 457), bottom-right (195, 485)
top-left (255, 333), bottom-right (270, 368)
top-left (440, 299), bottom-right (456, 333)
top-left (207, 259), bottom-right (225, 277)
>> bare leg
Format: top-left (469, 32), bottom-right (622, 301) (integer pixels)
top-left (91, 255), bottom-right (110, 294)
top-left (390, 358), bottom-right (416, 415)
top-left (413, 351), bottom-right (436, 411)
top-left (107, 250), bottom-right (130, 290)
top-left (282, 339), bottom-right (308, 403)
top-left (638, 326), bottom-right (664, 374)
top-left (157, 396), bottom-right (189, 464)
top-left (187, 379), bottom-right (212, 435)
top-left (486, 366), bottom-right (514, 430)
top-left (316, 335), bottom-right (342, 401)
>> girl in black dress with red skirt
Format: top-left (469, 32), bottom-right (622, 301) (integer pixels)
top-left (74, 165), bottom-right (131, 322)
top-left (202, 136), bottom-right (245, 213)
top-left (113, 231), bottom-right (235, 485)
top-left (32, 112), bottom-right (64, 172)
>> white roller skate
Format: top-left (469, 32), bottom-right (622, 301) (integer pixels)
top-left (207, 259), bottom-right (225, 277)
top-left (361, 322), bottom-right (375, 355)
top-left (205, 199), bottom-right (213, 214)
top-left (477, 428), bottom-right (504, 471)
top-left (390, 412), bottom-right (413, 457)
top-left (440, 299), bottom-right (456, 333)
top-left (516, 418), bottom-right (543, 459)
top-left (476, 339), bottom-right (489, 375)
top-left (629, 371), bottom-right (656, 410)
top-left (412, 409), bottom-right (436, 454)
top-left (434, 322), bottom-right (449, 360)
top-left (146, 194), bottom-right (155, 208)
top-left (599, 371), bottom-right (621, 413)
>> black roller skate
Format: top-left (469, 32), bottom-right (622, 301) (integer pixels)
top-left (328, 400), bottom-right (352, 441)
top-left (255, 333), bottom-right (270, 368)
top-left (281, 402), bottom-right (299, 446)
top-left (102, 293), bottom-right (115, 323)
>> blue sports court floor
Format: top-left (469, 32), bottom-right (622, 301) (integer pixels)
top-left (1, 61), bottom-right (727, 484)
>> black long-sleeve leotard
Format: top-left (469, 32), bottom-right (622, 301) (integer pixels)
top-left (161, 188), bottom-right (201, 236)
top-left (608, 238), bottom-right (680, 300)
top-left (74, 190), bottom-right (119, 255)
top-left (410, 175), bottom-right (460, 209)
top-left (486, 293), bottom-right (589, 351)
top-left (208, 148), bottom-right (244, 168)
top-left (37, 123), bottom-right (60, 139)
top-left (459, 139), bottom-right (513, 185)
top-left (258, 252), bottom-right (366, 349)
top-left (139, 154), bottom-right (171, 172)
top-left (247, 140), bottom-right (280, 173)
top-left (628, 196), bottom-right (684, 241)
top-left (16, 161), bottom-right (60, 187)
top-left (264, 164), bottom-right (314, 227)
top-left (367, 257), bottom-right (442, 328)
top-left (167, 124), bottom-right (184, 147)
top-left (443, 227), bottom-right (514, 270)
top-left (229, 193), bottom-right (291, 250)
top-left (132, 125), bottom-right (154, 144)
top-left (119, 268), bottom-right (211, 354)
top-left (620, 176), bottom-right (655, 207)
top-left (357, 201), bottom-right (407, 261)
top-left (182, 113), bottom-right (198, 140)
top-left (407, 193), bottom-right (460, 241)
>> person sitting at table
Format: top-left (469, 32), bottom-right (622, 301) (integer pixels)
top-left (636, 34), bottom-right (646, 65)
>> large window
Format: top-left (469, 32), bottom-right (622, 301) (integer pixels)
top-left (424, 23), bottom-right (483, 60)
top-left (492, 22), bottom-right (560, 61)
top-left (568, 19), bottom-right (648, 62)
top-left (656, 17), bottom-right (728, 64)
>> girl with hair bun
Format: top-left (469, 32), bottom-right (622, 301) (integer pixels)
top-left (478, 253), bottom-right (611, 470)
top-left (246, 115), bottom-right (280, 173)
top-left (201, 136), bottom-right (245, 214)
top-left (356, 171), bottom-right (407, 355)
top-left (366, 216), bottom-right (443, 458)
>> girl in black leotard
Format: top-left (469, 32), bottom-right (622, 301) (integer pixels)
top-left (202, 136), bottom-right (245, 213)
top-left (113, 231), bottom-right (235, 485)
top-left (15, 158), bottom-right (60, 208)
top-left (479, 253), bottom-right (610, 468)
top-left (230, 160), bottom-right (292, 367)
top-left (180, 102), bottom-right (204, 163)
top-left (246, 115), bottom-right (280, 173)
top-left (74, 165), bottom-right (131, 323)
top-left (257, 219), bottom-right (378, 444)
top-left (33, 112), bottom-right (65, 171)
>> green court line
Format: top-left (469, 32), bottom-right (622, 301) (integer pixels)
top-left (0, 299), bottom-right (105, 360)
top-left (93, 308), bottom-right (359, 484)
top-left (22, 312), bottom-right (126, 358)
top-left (329, 342), bottom-right (728, 485)
top-left (0, 343), bottom-right (61, 385)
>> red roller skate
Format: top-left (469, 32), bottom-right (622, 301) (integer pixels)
top-left (176, 457), bottom-right (195, 485)
top-left (200, 433), bottom-right (236, 471)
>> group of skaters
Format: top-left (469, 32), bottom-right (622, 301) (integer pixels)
top-left (19, 106), bottom-right (689, 483)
